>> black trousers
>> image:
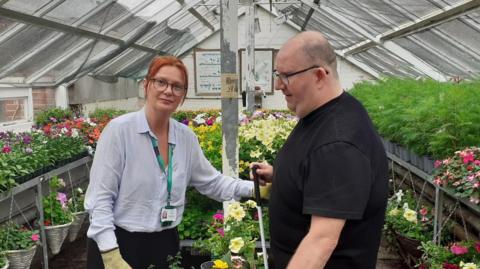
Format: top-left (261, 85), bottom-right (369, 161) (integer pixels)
top-left (87, 226), bottom-right (180, 269)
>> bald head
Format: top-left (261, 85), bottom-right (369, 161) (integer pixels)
top-left (280, 31), bottom-right (338, 77)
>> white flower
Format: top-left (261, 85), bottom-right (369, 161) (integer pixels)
top-left (229, 207), bottom-right (246, 222)
top-left (395, 190), bottom-right (404, 203)
top-left (194, 113), bottom-right (206, 124)
top-left (403, 208), bottom-right (417, 223)
top-left (77, 187), bottom-right (83, 194)
top-left (402, 202), bottom-right (409, 210)
top-left (71, 128), bottom-right (79, 138)
top-left (61, 127), bottom-right (68, 134)
top-left (460, 262), bottom-right (477, 269)
top-left (86, 146), bottom-right (94, 155)
top-left (245, 200), bottom-right (257, 208)
top-left (58, 178), bottom-right (66, 187)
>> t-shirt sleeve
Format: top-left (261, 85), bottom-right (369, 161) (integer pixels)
top-left (303, 142), bottom-right (372, 220)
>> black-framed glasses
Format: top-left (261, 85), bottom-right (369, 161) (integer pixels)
top-left (272, 65), bottom-right (319, 85)
top-left (149, 78), bottom-right (186, 97)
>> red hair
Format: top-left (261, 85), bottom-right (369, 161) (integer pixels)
top-left (145, 56), bottom-right (188, 95)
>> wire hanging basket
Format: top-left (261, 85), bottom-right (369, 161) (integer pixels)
top-left (4, 245), bottom-right (36, 269)
top-left (68, 211), bottom-right (88, 242)
top-left (0, 258), bottom-right (9, 269)
top-left (45, 222), bottom-right (72, 255)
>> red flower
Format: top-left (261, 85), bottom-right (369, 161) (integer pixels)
top-left (443, 263), bottom-right (460, 269)
top-left (44, 219), bottom-right (51, 226)
top-left (475, 241), bottom-right (480, 253)
top-left (467, 165), bottom-right (474, 171)
top-left (2, 145), bottom-right (11, 153)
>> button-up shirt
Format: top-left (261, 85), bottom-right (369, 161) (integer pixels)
top-left (85, 108), bottom-right (253, 251)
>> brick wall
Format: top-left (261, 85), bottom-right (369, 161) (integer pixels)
top-left (32, 88), bottom-right (56, 115)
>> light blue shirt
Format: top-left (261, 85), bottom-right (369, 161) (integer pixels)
top-left (85, 108), bottom-right (253, 251)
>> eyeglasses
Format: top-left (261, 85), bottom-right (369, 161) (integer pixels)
top-left (149, 78), bottom-right (186, 97)
top-left (272, 65), bottom-right (319, 85)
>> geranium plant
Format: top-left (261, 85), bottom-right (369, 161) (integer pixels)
top-left (0, 222), bottom-right (39, 251)
top-left (42, 176), bottom-right (73, 226)
top-left (193, 200), bottom-right (264, 268)
top-left (419, 240), bottom-right (480, 269)
top-left (432, 147), bottom-right (480, 204)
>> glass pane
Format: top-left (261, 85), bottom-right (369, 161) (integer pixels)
top-left (3, 0), bottom-right (51, 14)
top-left (0, 97), bottom-right (27, 122)
top-left (80, 3), bottom-right (130, 32)
top-left (0, 17), bottom-right (17, 33)
top-left (116, 53), bottom-right (154, 77)
top-left (0, 26), bottom-right (56, 75)
top-left (44, 0), bottom-right (107, 25)
top-left (97, 48), bottom-right (146, 75)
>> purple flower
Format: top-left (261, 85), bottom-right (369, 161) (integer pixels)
top-left (181, 119), bottom-right (189, 125)
top-left (22, 135), bottom-right (32, 144)
top-left (50, 117), bottom-right (57, 123)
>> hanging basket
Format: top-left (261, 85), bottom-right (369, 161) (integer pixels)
top-left (45, 222), bottom-right (72, 255)
top-left (0, 259), bottom-right (9, 269)
top-left (68, 211), bottom-right (88, 242)
top-left (4, 245), bottom-right (36, 269)
top-left (200, 261), bottom-right (214, 269)
top-left (393, 231), bottom-right (423, 260)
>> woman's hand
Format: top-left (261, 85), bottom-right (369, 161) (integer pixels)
top-left (249, 162), bottom-right (273, 185)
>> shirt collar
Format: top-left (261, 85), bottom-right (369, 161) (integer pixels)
top-left (136, 107), bottom-right (177, 145)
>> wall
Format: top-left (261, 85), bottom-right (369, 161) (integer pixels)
top-left (32, 87), bottom-right (56, 114)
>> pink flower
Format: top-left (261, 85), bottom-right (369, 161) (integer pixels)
top-left (474, 160), bottom-right (480, 166)
top-left (31, 233), bottom-right (40, 241)
top-left (475, 241), bottom-right (480, 253)
top-left (434, 160), bottom-right (442, 168)
top-left (213, 213), bottom-right (224, 222)
top-left (56, 192), bottom-right (67, 205)
top-left (2, 145), bottom-right (11, 153)
top-left (450, 244), bottom-right (468, 255)
top-left (434, 177), bottom-right (442, 185)
top-left (216, 228), bottom-right (224, 237)
top-left (463, 153), bottom-right (474, 164)
top-left (419, 207), bottom-right (428, 216)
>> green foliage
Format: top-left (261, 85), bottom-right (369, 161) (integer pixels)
top-left (35, 107), bottom-right (74, 126)
top-left (419, 240), bottom-right (480, 268)
top-left (0, 222), bottom-right (38, 251)
top-left (68, 186), bottom-right (86, 213)
top-left (0, 254), bottom-right (6, 267)
top-left (42, 176), bottom-right (73, 226)
top-left (88, 108), bottom-right (127, 121)
top-left (167, 251), bottom-right (183, 269)
top-left (350, 78), bottom-right (480, 159)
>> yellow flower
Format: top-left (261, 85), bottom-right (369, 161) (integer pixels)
top-left (250, 149), bottom-right (262, 159)
top-left (229, 207), bottom-right (246, 221)
top-left (229, 237), bottom-right (245, 253)
top-left (212, 259), bottom-right (229, 269)
top-left (388, 208), bottom-right (400, 216)
top-left (403, 208), bottom-right (417, 223)
top-left (245, 200), bottom-right (257, 208)
top-left (460, 262), bottom-right (477, 269)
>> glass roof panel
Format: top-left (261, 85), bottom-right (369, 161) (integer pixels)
top-left (6, 34), bottom-right (87, 77)
top-left (116, 53), bottom-right (154, 78)
top-left (79, 2), bottom-right (131, 32)
top-left (3, 0), bottom-right (51, 14)
top-left (97, 48), bottom-right (147, 75)
top-left (43, 0), bottom-right (104, 25)
top-left (0, 17), bottom-right (17, 33)
top-left (394, 0), bottom-right (441, 17)
top-left (0, 25), bottom-right (55, 72)
top-left (356, 0), bottom-right (412, 26)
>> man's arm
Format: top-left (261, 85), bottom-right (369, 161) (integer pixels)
top-left (287, 215), bottom-right (345, 269)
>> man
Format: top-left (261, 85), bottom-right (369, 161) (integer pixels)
top-left (253, 31), bottom-right (388, 268)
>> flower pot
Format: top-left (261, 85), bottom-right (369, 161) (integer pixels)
top-left (45, 222), bottom-right (72, 255)
top-left (4, 245), bottom-right (36, 269)
top-left (68, 211), bottom-right (88, 242)
top-left (423, 156), bottom-right (434, 174)
top-left (394, 231), bottom-right (423, 260)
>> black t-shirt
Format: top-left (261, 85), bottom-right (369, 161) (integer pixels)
top-left (269, 92), bottom-right (388, 269)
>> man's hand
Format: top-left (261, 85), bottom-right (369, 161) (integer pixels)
top-left (101, 248), bottom-right (131, 269)
top-left (249, 162), bottom-right (274, 185)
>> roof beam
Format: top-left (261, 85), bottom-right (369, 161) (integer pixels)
top-left (341, 0), bottom-right (480, 56)
top-left (188, 6), bottom-right (215, 31)
top-left (300, 0), bottom-right (447, 80)
top-left (0, 6), bottom-right (158, 53)
top-left (301, 0), bottom-right (319, 31)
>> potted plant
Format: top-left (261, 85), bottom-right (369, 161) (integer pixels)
top-left (432, 146), bottom-right (480, 205)
top-left (384, 190), bottom-right (436, 266)
top-left (68, 186), bottom-right (87, 242)
top-left (42, 176), bottom-right (73, 255)
top-left (193, 200), bottom-right (265, 269)
top-left (419, 240), bottom-right (480, 269)
top-left (0, 223), bottom-right (39, 269)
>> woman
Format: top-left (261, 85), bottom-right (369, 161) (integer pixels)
top-left (85, 56), bottom-right (254, 269)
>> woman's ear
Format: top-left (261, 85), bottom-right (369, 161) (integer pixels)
top-left (143, 79), bottom-right (148, 98)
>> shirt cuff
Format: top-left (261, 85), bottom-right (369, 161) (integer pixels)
top-left (235, 180), bottom-right (254, 200)
top-left (94, 229), bottom-right (118, 252)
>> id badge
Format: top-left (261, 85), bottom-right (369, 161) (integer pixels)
top-left (161, 206), bottom-right (176, 226)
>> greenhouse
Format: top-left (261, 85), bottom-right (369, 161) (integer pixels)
top-left (0, 0), bottom-right (479, 268)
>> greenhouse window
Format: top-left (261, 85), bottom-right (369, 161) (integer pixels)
top-left (0, 88), bottom-right (33, 132)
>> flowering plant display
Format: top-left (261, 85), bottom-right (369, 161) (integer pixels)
top-left (0, 222), bottom-right (39, 251)
top-left (384, 190), bottom-right (435, 243)
top-left (432, 147), bottom-right (480, 204)
top-left (42, 176), bottom-right (73, 226)
top-left (193, 200), bottom-right (265, 268)
top-left (68, 187), bottom-right (85, 213)
top-left (419, 240), bottom-right (480, 269)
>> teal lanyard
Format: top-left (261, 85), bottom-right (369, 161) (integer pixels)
top-left (150, 136), bottom-right (174, 206)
